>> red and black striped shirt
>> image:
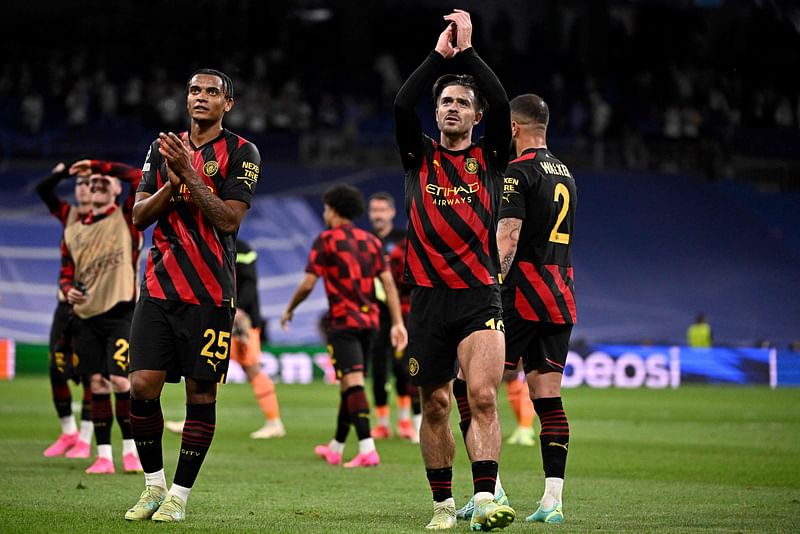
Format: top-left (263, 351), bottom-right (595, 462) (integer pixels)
top-left (137, 129), bottom-right (260, 307)
top-left (305, 223), bottom-right (387, 332)
top-left (394, 48), bottom-right (510, 289)
top-left (499, 148), bottom-right (577, 324)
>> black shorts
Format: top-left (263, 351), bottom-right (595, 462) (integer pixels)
top-left (504, 309), bottom-right (572, 374)
top-left (48, 301), bottom-right (77, 378)
top-left (129, 298), bottom-right (235, 384)
top-left (72, 302), bottom-right (135, 377)
top-left (407, 285), bottom-right (503, 387)
top-left (327, 328), bottom-right (375, 380)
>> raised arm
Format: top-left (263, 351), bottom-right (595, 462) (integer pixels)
top-left (458, 47), bottom-right (510, 170)
top-left (35, 162), bottom-right (71, 222)
top-left (394, 22), bottom-right (459, 170)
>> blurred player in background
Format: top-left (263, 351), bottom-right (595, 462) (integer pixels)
top-left (36, 162), bottom-right (94, 459)
top-left (125, 68), bottom-right (259, 523)
top-left (496, 94), bottom-right (577, 524)
top-left (165, 238), bottom-right (285, 439)
top-left (393, 9), bottom-right (515, 531)
top-left (60, 158), bottom-right (144, 475)
top-left (367, 191), bottom-right (419, 442)
top-left (281, 184), bottom-right (407, 468)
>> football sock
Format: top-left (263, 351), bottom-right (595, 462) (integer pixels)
top-left (97, 443), bottom-right (112, 460)
top-left (453, 378), bottom-right (471, 440)
top-left (59, 415), bottom-right (77, 435)
top-left (520, 393), bottom-right (536, 428)
top-left (79, 419), bottom-right (94, 444)
top-left (168, 483), bottom-right (191, 505)
top-left (328, 440), bottom-right (345, 455)
top-left (358, 437), bottom-right (376, 454)
top-left (534, 397), bottom-right (569, 479)
top-left (81, 380), bottom-right (92, 422)
top-left (397, 395), bottom-right (411, 421)
top-left (130, 397), bottom-right (164, 473)
top-left (375, 404), bottom-right (390, 427)
top-left (52, 378), bottom-right (72, 419)
top-left (122, 439), bottom-right (137, 456)
top-left (426, 466), bottom-right (453, 502)
top-left (251, 372), bottom-right (281, 421)
top-left (471, 460), bottom-right (498, 497)
top-left (92, 393), bottom-right (113, 446)
top-left (145, 468), bottom-right (167, 489)
top-left (174, 402), bottom-right (215, 489)
top-left (408, 384), bottom-right (422, 415)
top-left (335, 391), bottom-right (351, 443)
top-left (542, 477), bottom-right (564, 509)
top-left (345, 385), bottom-right (371, 440)
top-left (505, 378), bottom-right (524, 424)
top-left (115, 390), bottom-right (132, 439)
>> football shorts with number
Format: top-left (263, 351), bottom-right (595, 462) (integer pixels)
top-left (49, 301), bottom-right (79, 380)
top-left (406, 285), bottom-right (503, 386)
top-left (327, 329), bottom-right (375, 380)
top-left (72, 302), bottom-right (135, 377)
top-left (129, 297), bottom-right (235, 384)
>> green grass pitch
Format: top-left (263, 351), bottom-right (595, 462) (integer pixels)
top-left (1, 376), bottom-right (799, 533)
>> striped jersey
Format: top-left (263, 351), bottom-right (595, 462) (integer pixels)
top-left (137, 129), bottom-right (260, 307)
top-left (403, 136), bottom-right (504, 288)
top-left (499, 148), bottom-right (577, 324)
top-left (305, 223), bottom-right (387, 331)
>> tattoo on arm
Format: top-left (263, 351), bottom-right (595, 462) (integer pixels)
top-left (184, 174), bottom-right (236, 233)
top-left (497, 217), bottom-right (522, 278)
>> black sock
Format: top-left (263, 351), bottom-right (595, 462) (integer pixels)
top-left (130, 397), bottom-right (164, 473)
top-left (534, 397), bottom-right (569, 478)
top-left (472, 460), bottom-right (498, 496)
top-left (174, 402), bottom-right (216, 489)
top-left (81, 382), bottom-right (92, 422)
top-left (408, 384), bottom-right (422, 416)
top-left (335, 391), bottom-right (351, 443)
top-left (114, 391), bottom-right (132, 440)
top-left (51, 375), bottom-right (72, 419)
top-left (453, 378), bottom-right (471, 441)
top-left (345, 385), bottom-right (371, 441)
top-left (426, 466), bottom-right (453, 502)
top-left (92, 393), bottom-right (113, 446)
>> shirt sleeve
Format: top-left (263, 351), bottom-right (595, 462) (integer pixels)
top-left (219, 141), bottom-right (260, 207)
top-left (498, 166), bottom-right (530, 220)
top-left (58, 239), bottom-right (76, 295)
top-left (394, 51), bottom-right (446, 171)
top-left (304, 235), bottom-right (326, 277)
top-left (35, 169), bottom-right (71, 224)
top-left (137, 140), bottom-right (161, 195)
top-left (458, 48), bottom-right (511, 173)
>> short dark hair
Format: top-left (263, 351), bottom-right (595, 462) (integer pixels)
top-left (510, 94), bottom-right (549, 127)
top-left (187, 68), bottom-right (234, 100)
top-left (368, 191), bottom-right (395, 208)
top-left (323, 184), bottom-right (365, 220)
top-left (432, 74), bottom-right (486, 112)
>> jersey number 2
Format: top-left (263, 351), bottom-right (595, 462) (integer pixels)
top-left (549, 183), bottom-right (571, 245)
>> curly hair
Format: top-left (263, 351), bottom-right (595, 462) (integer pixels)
top-left (323, 184), bottom-right (365, 220)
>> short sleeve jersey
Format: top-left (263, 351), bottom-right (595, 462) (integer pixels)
top-left (305, 223), bottom-right (387, 331)
top-left (499, 148), bottom-right (577, 324)
top-left (137, 129), bottom-right (260, 307)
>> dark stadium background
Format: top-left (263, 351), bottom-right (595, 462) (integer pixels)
top-left (1, 0), bottom-right (798, 348)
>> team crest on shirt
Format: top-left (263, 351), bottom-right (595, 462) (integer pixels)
top-left (203, 161), bottom-right (219, 177)
top-left (464, 157), bottom-right (479, 174)
top-left (408, 357), bottom-right (419, 376)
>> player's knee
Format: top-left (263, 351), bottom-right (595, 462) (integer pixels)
top-left (421, 389), bottom-right (450, 423)
top-left (467, 386), bottom-right (497, 414)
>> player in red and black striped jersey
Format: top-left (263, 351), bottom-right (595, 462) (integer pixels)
top-left (366, 192), bottom-right (418, 442)
top-left (281, 184), bottom-right (407, 469)
top-left (394, 10), bottom-right (515, 530)
top-left (496, 94), bottom-right (576, 525)
top-left (35, 162), bottom-right (94, 459)
top-left (125, 69), bottom-right (259, 523)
